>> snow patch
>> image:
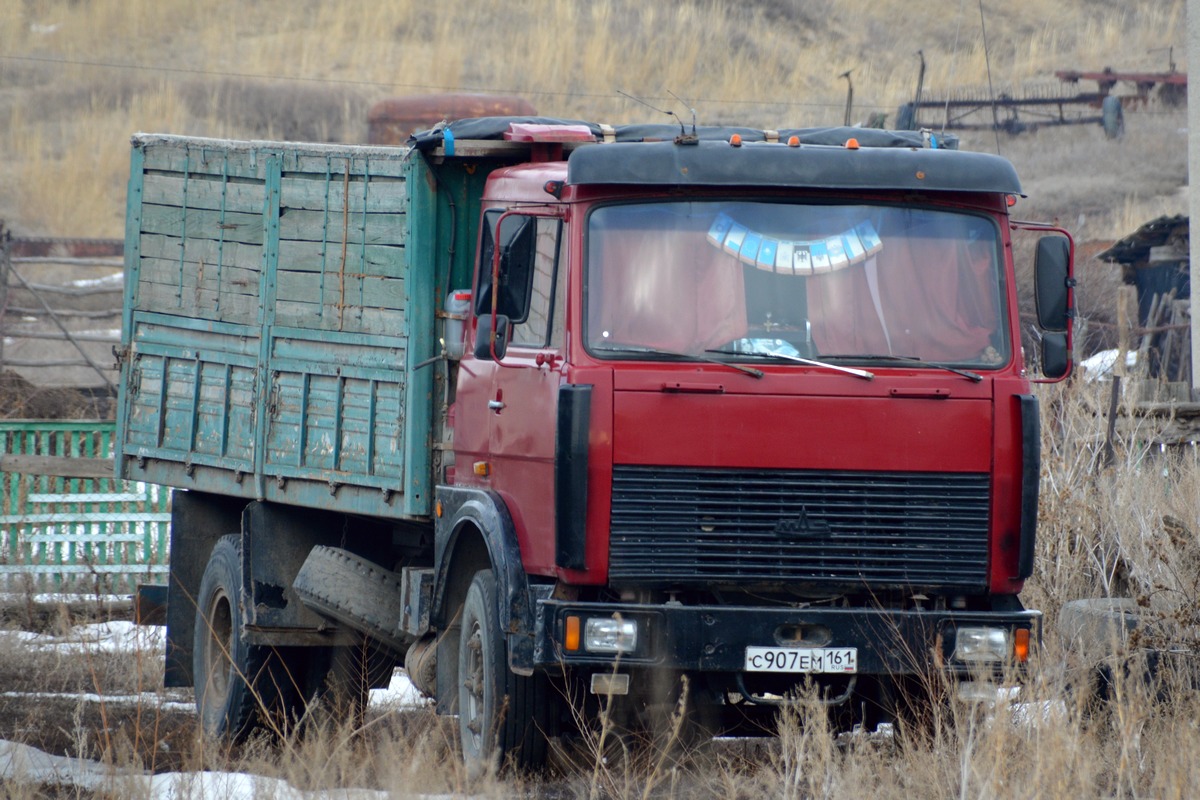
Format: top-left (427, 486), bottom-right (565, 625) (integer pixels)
top-left (0, 738), bottom-right (411, 799)
top-left (70, 273), bottom-right (125, 290)
top-left (1081, 348), bottom-right (1137, 381)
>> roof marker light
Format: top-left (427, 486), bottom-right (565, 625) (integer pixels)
top-left (730, 134), bottom-right (743, 147)
top-left (787, 135), bottom-right (800, 147)
top-left (845, 138), bottom-right (860, 150)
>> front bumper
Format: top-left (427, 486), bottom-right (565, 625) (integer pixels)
top-left (531, 599), bottom-right (1040, 677)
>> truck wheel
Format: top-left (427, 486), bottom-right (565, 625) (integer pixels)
top-left (194, 535), bottom-right (295, 740)
top-left (458, 569), bottom-right (550, 773)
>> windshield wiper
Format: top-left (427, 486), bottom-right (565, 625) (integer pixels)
top-left (706, 349), bottom-right (874, 381)
top-left (821, 354), bottom-right (983, 382)
top-left (593, 343), bottom-right (763, 378)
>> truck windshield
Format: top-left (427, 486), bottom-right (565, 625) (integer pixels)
top-left (584, 201), bottom-right (1009, 368)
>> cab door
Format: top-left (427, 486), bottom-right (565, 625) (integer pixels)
top-left (474, 212), bottom-right (568, 574)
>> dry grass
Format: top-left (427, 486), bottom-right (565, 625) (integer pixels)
top-left (3, 419), bottom-right (1200, 800)
top-left (0, 0), bottom-right (1189, 238)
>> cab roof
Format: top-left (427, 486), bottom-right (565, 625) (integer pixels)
top-left (410, 117), bottom-right (1022, 196)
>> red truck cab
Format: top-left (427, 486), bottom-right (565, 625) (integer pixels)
top-left (423, 121), bottom-right (1072, 768)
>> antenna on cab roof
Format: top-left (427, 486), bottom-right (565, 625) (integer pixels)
top-left (666, 89), bottom-right (699, 139)
top-left (616, 89), bottom-right (698, 144)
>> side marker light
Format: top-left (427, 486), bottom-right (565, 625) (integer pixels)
top-left (565, 616), bottom-right (581, 651)
top-left (1014, 628), bottom-right (1031, 662)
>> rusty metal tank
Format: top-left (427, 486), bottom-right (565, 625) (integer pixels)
top-left (367, 94), bottom-right (537, 144)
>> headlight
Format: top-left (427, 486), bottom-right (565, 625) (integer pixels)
top-left (584, 617), bottom-right (638, 654)
top-left (953, 627), bottom-right (1010, 663)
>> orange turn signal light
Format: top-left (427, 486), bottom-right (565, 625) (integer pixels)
top-left (565, 616), bottom-right (581, 651)
top-left (1013, 628), bottom-right (1031, 662)
top-left (472, 461), bottom-right (491, 477)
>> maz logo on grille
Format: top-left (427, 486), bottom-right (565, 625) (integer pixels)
top-left (774, 509), bottom-right (831, 538)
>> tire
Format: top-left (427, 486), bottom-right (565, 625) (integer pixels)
top-left (1058, 598), bottom-right (1142, 659)
top-left (1101, 95), bottom-right (1125, 140)
top-left (1059, 597), bottom-right (1149, 711)
top-left (194, 535), bottom-right (296, 740)
top-left (458, 569), bottom-right (551, 773)
top-left (292, 545), bottom-right (410, 654)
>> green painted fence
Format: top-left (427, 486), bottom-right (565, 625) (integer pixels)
top-left (0, 421), bottom-right (170, 593)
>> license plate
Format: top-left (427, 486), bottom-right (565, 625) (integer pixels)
top-left (744, 646), bottom-right (858, 674)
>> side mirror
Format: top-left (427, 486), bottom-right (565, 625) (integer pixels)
top-left (473, 314), bottom-right (511, 361)
top-left (1041, 332), bottom-right (1069, 379)
top-left (475, 214), bottom-right (537, 322)
top-left (1034, 234), bottom-right (1071, 332)
top-left (498, 217), bottom-right (536, 323)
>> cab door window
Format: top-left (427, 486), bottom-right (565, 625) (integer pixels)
top-left (476, 212), bottom-right (564, 348)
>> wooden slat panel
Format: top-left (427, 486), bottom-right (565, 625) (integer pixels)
top-left (139, 203), bottom-right (265, 246)
top-left (0, 455), bottom-right (114, 479)
top-left (277, 208), bottom-right (405, 245)
top-left (132, 315), bottom-right (262, 359)
top-left (142, 172), bottom-right (266, 214)
top-left (137, 256), bottom-right (260, 299)
top-left (140, 233), bottom-right (264, 274)
top-left (275, 300), bottom-right (404, 333)
top-left (283, 154), bottom-right (408, 178)
top-left (271, 335), bottom-right (405, 368)
top-left (280, 173), bottom-right (408, 213)
top-left (276, 272), bottom-right (405, 310)
top-left (276, 239), bottom-right (404, 277)
top-left (141, 146), bottom-right (265, 180)
top-left (192, 363), bottom-right (257, 463)
top-left (266, 370), bottom-right (404, 479)
top-left (125, 354), bottom-right (164, 449)
top-left (135, 282), bottom-right (260, 324)
top-left (158, 358), bottom-right (199, 454)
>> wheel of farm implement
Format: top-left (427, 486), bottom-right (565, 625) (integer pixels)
top-left (458, 569), bottom-right (551, 774)
top-left (194, 535), bottom-right (295, 740)
top-left (1101, 95), bottom-right (1125, 140)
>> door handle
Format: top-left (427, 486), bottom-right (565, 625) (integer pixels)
top-left (488, 400), bottom-right (506, 411)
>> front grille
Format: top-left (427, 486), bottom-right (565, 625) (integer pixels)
top-left (609, 466), bottom-right (990, 591)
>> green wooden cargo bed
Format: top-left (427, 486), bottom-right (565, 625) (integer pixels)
top-left (115, 134), bottom-right (484, 520)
